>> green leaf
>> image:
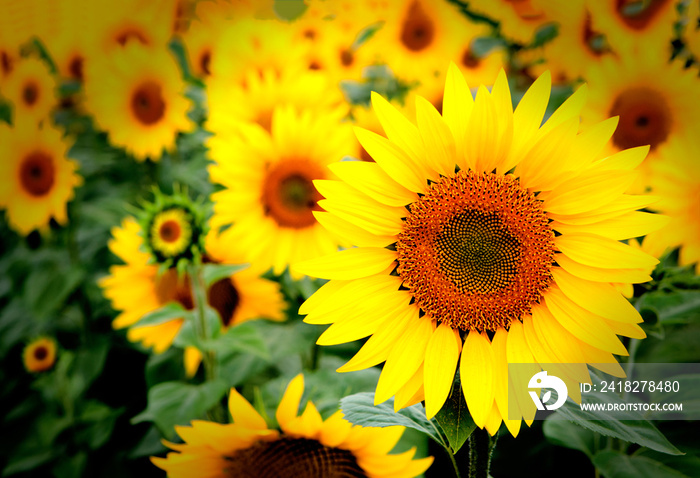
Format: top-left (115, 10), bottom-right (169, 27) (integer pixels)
top-left (636, 290), bottom-right (700, 325)
top-left (555, 384), bottom-right (682, 455)
top-left (351, 21), bottom-right (384, 50)
top-left (23, 265), bottom-right (85, 319)
top-left (201, 263), bottom-right (248, 288)
top-left (635, 449), bottom-right (700, 477)
top-left (52, 452), bottom-right (87, 478)
top-left (132, 380), bottom-right (229, 440)
top-left (530, 22), bottom-right (559, 47)
top-left (204, 322), bottom-right (270, 360)
top-left (75, 400), bottom-right (122, 450)
top-left (593, 451), bottom-right (689, 478)
top-left (340, 392), bottom-right (446, 448)
top-left (543, 417), bottom-right (596, 458)
top-left (434, 373), bottom-right (476, 453)
top-left (133, 302), bottom-right (190, 328)
top-left (2, 449), bottom-right (55, 477)
top-left (470, 36), bottom-right (505, 57)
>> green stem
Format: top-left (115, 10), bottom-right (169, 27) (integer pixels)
top-left (467, 428), bottom-right (497, 478)
top-left (189, 264), bottom-right (223, 421)
top-left (447, 449), bottom-right (462, 478)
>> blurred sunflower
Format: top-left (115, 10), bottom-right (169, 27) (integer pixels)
top-left (643, 138), bottom-right (700, 273)
top-left (23, 337), bottom-right (57, 373)
top-left (208, 105), bottom-right (355, 277)
top-left (83, 40), bottom-right (192, 161)
top-left (2, 56), bottom-right (57, 123)
top-left (587, 0), bottom-right (677, 53)
top-left (152, 374), bottom-right (433, 478)
top-left (0, 119), bottom-right (81, 235)
top-left (99, 218), bottom-right (285, 375)
top-left (296, 65), bottom-right (664, 436)
top-left (468, 0), bottom-right (551, 44)
top-left (581, 44), bottom-right (700, 188)
top-left (40, 0), bottom-right (89, 83)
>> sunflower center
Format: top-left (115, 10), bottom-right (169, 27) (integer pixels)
top-left (131, 81), bottom-right (166, 126)
top-left (155, 269), bottom-right (195, 310)
top-left (610, 87), bottom-right (671, 151)
top-left (262, 159), bottom-right (324, 229)
top-left (68, 55), bottom-right (84, 81)
top-left (461, 47), bottom-right (480, 68)
top-left (34, 346), bottom-right (48, 361)
top-left (396, 171), bottom-right (554, 332)
top-left (22, 81), bottom-right (39, 106)
top-left (149, 208), bottom-right (194, 259)
top-left (116, 28), bottom-right (149, 46)
top-left (617, 0), bottom-right (670, 30)
top-left (224, 437), bottom-right (367, 478)
top-left (208, 278), bottom-right (240, 327)
top-left (159, 220), bottom-right (181, 243)
top-left (340, 49), bottom-right (354, 67)
top-left (200, 50), bottom-right (212, 76)
top-left (20, 152), bottom-right (55, 197)
top-left (1, 50), bottom-right (12, 75)
top-left (400, 1), bottom-right (435, 52)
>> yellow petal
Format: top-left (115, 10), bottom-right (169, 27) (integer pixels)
top-left (298, 279), bottom-right (349, 316)
top-left (375, 317), bottom-right (434, 404)
top-left (544, 170), bottom-right (637, 215)
top-left (551, 267), bottom-right (642, 323)
top-left (538, 83), bottom-right (587, 139)
top-left (505, 321), bottom-right (539, 423)
top-left (294, 247), bottom-right (396, 280)
top-left (228, 388), bottom-right (267, 430)
top-left (556, 253), bottom-right (651, 283)
top-left (415, 95), bottom-right (456, 177)
top-left (556, 234), bottom-right (659, 270)
top-left (423, 323), bottom-right (461, 419)
top-left (460, 331), bottom-right (495, 428)
top-left (544, 288), bottom-right (629, 355)
top-left (442, 62), bottom-right (473, 171)
top-left (184, 346), bottom-right (202, 378)
top-left (491, 327), bottom-right (522, 437)
top-left (328, 160), bottom-right (417, 207)
top-left (592, 145), bottom-right (649, 171)
top-left (552, 211), bottom-right (669, 240)
top-left (276, 374), bottom-right (304, 428)
top-left (395, 364), bottom-right (425, 411)
top-left (484, 402), bottom-right (503, 436)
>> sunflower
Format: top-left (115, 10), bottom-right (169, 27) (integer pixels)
top-left (587, 0), bottom-right (677, 54)
top-left (0, 119), bottom-right (81, 235)
top-left (152, 374), bottom-right (433, 477)
top-left (539, 0), bottom-right (612, 81)
top-left (83, 40), bottom-right (192, 161)
top-left (295, 64), bottom-right (664, 436)
top-left (39, 0), bottom-right (89, 83)
top-left (580, 42), bottom-right (700, 189)
top-left (208, 105), bottom-right (355, 277)
top-left (643, 138), bottom-right (700, 273)
top-left (99, 218), bottom-right (286, 375)
top-left (468, 0), bottom-right (552, 44)
top-left (1, 56), bottom-right (57, 124)
top-left (23, 337), bottom-right (57, 373)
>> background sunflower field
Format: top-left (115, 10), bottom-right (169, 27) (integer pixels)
top-left (1, 0), bottom-right (699, 477)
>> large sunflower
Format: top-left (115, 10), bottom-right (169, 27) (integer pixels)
top-left (83, 40), bottom-right (192, 161)
top-left (99, 218), bottom-right (286, 374)
top-left (296, 65), bottom-right (664, 436)
top-left (580, 42), bottom-right (700, 189)
top-left (643, 138), bottom-right (700, 273)
top-left (208, 105), bottom-right (355, 277)
top-left (152, 374), bottom-right (433, 477)
top-left (0, 119), bottom-right (81, 235)
top-left (2, 56), bottom-right (57, 124)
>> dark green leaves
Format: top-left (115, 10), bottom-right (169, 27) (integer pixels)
top-left (592, 451), bottom-right (689, 478)
top-left (434, 373), bottom-right (476, 453)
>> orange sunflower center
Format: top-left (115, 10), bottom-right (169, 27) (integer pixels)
top-left (22, 81), bottom-right (39, 106)
top-left (155, 269), bottom-right (241, 325)
top-left (461, 47), bottom-right (480, 69)
top-left (262, 159), bottom-right (324, 229)
top-left (20, 152), bottom-right (55, 197)
top-left (159, 220), bottom-right (181, 243)
top-left (617, 0), bottom-right (670, 30)
top-left (116, 27), bottom-right (150, 46)
top-left (340, 49), bottom-right (354, 67)
top-left (400, 1), bottom-right (435, 52)
top-left (224, 437), bottom-right (366, 478)
top-left (396, 171), bottom-right (554, 332)
top-left (69, 55), bottom-right (84, 81)
top-left (34, 346), bottom-right (48, 361)
top-left (199, 49), bottom-right (212, 76)
top-left (610, 87), bottom-right (671, 151)
top-left (131, 81), bottom-right (166, 126)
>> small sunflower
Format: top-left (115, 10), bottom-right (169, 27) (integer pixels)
top-left (2, 56), bottom-right (57, 123)
top-left (208, 105), bottom-right (356, 277)
top-left (83, 40), bottom-right (192, 161)
top-left (587, 0), bottom-right (677, 53)
top-left (0, 119), bottom-right (81, 235)
top-left (296, 65), bottom-right (664, 436)
top-left (581, 42), bottom-right (700, 188)
top-left (151, 374), bottom-right (433, 478)
top-left (99, 218), bottom-right (286, 371)
top-left (643, 138), bottom-right (700, 273)
top-left (23, 337), bottom-right (57, 373)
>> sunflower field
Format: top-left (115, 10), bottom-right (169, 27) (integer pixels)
top-left (1, 0), bottom-right (700, 477)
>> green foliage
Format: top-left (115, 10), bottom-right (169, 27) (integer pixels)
top-left (434, 373), bottom-right (477, 454)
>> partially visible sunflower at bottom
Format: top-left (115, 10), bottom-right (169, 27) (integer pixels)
top-left (152, 374), bottom-right (433, 478)
top-left (99, 217), bottom-right (286, 376)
